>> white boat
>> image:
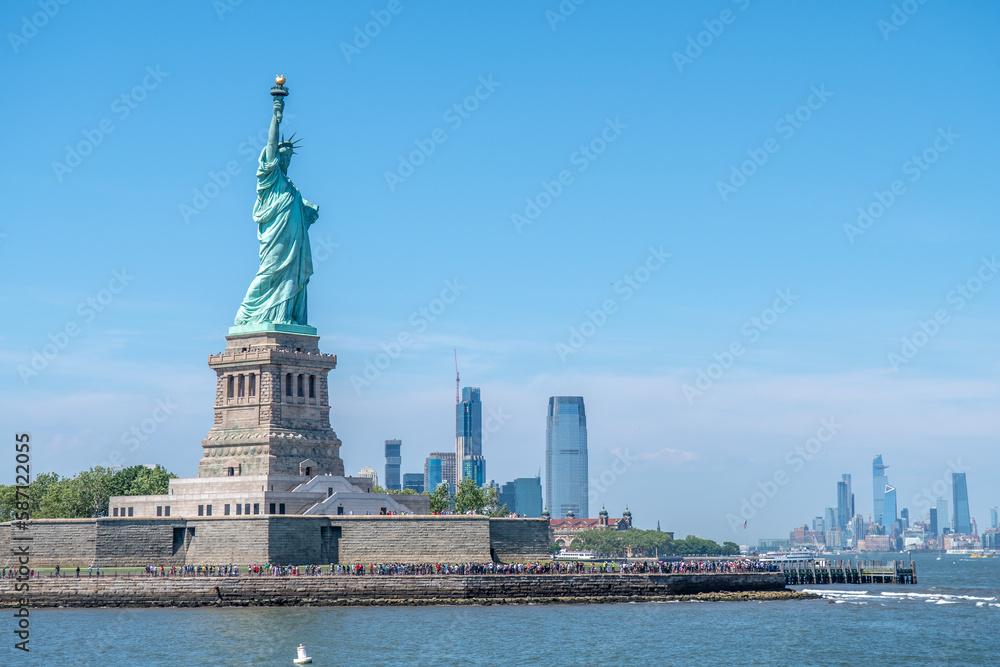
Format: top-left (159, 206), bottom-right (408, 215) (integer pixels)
top-left (553, 549), bottom-right (598, 561)
top-left (758, 551), bottom-right (816, 563)
top-left (294, 645), bottom-right (312, 665)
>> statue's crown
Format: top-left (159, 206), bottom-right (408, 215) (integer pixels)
top-left (278, 132), bottom-right (302, 154)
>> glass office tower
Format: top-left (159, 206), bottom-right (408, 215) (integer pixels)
top-left (402, 473), bottom-right (424, 493)
top-left (425, 452), bottom-right (455, 494)
top-left (952, 472), bottom-right (972, 534)
top-left (384, 439), bottom-right (402, 491)
top-left (837, 474), bottom-right (854, 528)
top-left (936, 498), bottom-right (950, 533)
top-left (545, 396), bottom-right (589, 518)
top-left (884, 484), bottom-right (897, 535)
top-left (499, 477), bottom-right (544, 517)
top-left (873, 455), bottom-right (888, 527)
top-left (456, 387), bottom-right (484, 485)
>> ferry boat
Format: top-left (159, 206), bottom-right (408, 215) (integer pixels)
top-left (758, 550), bottom-right (816, 563)
top-left (553, 549), bottom-right (598, 561)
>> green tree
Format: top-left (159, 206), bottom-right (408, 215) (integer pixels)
top-left (453, 476), bottom-right (487, 513)
top-left (429, 482), bottom-right (451, 514)
top-left (0, 465), bottom-right (177, 520)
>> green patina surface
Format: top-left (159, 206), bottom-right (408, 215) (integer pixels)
top-left (234, 79), bottom-right (319, 329)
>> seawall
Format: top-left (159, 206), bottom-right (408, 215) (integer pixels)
top-left (0, 573), bottom-right (789, 608)
top-left (0, 515), bottom-right (550, 567)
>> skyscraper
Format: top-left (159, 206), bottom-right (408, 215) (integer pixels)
top-left (884, 485), bottom-right (897, 536)
top-left (425, 452), bottom-right (456, 494)
top-left (873, 455), bottom-right (888, 527)
top-left (545, 396), bottom-right (589, 518)
top-left (952, 472), bottom-right (972, 534)
top-left (929, 507), bottom-right (939, 536)
top-left (936, 498), bottom-right (949, 534)
top-left (402, 473), bottom-right (424, 493)
top-left (456, 387), bottom-right (485, 486)
top-left (990, 506), bottom-right (998, 531)
top-left (824, 507), bottom-right (837, 533)
top-left (499, 477), bottom-right (544, 517)
top-left (836, 474), bottom-right (854, 528)
top-left (384, 439), bottom-right (402, 491)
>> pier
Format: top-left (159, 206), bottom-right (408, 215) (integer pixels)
top-left (778, 559), bottom-right (917, 585)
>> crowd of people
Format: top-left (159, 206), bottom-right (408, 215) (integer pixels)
top-left (3, 559), bottom-right (778, 578)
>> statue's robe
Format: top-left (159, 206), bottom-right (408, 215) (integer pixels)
top-left (235, 148), bottom-right (318, 326)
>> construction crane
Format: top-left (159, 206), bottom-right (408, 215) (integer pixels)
top-left (454, 349), bottom-right (460, 405)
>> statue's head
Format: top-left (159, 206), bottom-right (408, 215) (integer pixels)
top-left (277, 133), bottom-right (301, 173)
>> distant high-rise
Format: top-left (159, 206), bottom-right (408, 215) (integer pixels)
top-left (884, 485), bottom-right (897, 536)
top-left (425, 452), bottom-right (456, 494)
top-left (929, 507), bottom-right (939, 536)
top-left (952, 472), bottom-right (972, 534)
top-left (499, 477), bottom-right (544, 517)
top-left (900, 507), bottom-right (909, 530)
top-left (402, 473), bottom-right (424, 494)
top-left (990, 506), bottom-right (998, 531)
top-left (936, 498), bottom-right (949, 534)
top-left (384, 439), bottom-right (402, 491)
top-left (824, 507), bottom-right (837, 533)
top-left (873, 455), bottom-right (888, 526)
top-left (836, 474), bottom-right (854, 528)
top-left (456, 387), bottom-right (485, 486)
top-left (545, 396), bottom-right (589, 518)
top-left (357, 466), bottom-right (378, 488)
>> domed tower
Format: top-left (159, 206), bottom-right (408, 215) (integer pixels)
top-left (599, 506), bottom-right (609, 527)
top-left (565, 509), bottom-right (575, 519)
top-left (622, 506), bottom-right (632, 529)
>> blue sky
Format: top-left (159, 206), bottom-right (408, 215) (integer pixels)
top-left (2, 1), bottom-right (998, 543)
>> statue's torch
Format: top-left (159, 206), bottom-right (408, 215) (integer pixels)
top-left (271, 74), bottom-right (288, 98)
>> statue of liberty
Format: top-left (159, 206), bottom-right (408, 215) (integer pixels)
top-left (234, 76), bottom-right (319, 329)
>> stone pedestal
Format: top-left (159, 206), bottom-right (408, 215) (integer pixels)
top-left (197, 329), bottom-right (344, 478)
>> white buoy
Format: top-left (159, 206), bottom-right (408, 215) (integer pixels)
top-left (293, 644), bottom-right (312, 665)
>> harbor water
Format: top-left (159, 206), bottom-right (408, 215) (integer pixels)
top-left (25, 553), bottom-right (999, 666)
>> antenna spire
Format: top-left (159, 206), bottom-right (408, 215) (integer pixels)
top-left (454, 349), bottom-right (460, 405)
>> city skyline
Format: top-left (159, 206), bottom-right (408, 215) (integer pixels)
top-left (4, 3), bottom-right (998, 544)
